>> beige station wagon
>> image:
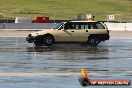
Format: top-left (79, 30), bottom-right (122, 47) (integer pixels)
top-left (26, 21), bottom-right (110, 46)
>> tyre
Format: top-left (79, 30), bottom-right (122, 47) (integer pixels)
top-left (34, 42), bottom-right (43, 46)
top-left (43, 35), bottom-right (54, 46)
top-left (88, 37), bottom-right (99, 46)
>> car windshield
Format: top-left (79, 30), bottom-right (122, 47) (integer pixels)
top-left (52, 23), bottom-right (63, 29)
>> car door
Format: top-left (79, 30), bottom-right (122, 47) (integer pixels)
top-left (53, 22), bottom-right (75, 42)
top-left (65, 22), bottom-right (90, 42)
top-left (54, 22), bottom-right (91, 42)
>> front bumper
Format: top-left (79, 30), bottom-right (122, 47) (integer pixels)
top-left (26, 34), bottom-right (37, 43)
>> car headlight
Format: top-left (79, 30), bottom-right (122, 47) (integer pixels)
top-left (31, 33), bottom-right (38, 37)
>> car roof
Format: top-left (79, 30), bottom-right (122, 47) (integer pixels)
top-left (62, 20), bottom-right (98, 23)
top-left (70, 20), bottom-right (97, 22)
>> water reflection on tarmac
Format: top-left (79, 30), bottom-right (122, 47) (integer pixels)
top-left (0, 37), bottom-right (132, 88)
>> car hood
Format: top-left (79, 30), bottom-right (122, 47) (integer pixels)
top-left (29, 29), bottom-right (54, 36)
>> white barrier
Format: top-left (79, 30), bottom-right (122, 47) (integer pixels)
top-left (0, 23), bottom-right (132, 31)
top-left (105, 22), bottom-right (132, 31)
top-left (0, 23), bottom-right (5, 29)
top-left (0, 23), bottom-right (55, 29)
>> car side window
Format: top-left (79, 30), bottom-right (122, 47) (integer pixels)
top-left (88, 24), bottom-right (91, 29)
top-left (74, 24), bottom-right (80, 29)
top-left (71, 22), bottom-right (89, 29)
top-left (87, 23), bottom-right (96, 29)
top-left (81, 25), bottom-right (85, 29)
top-left (73, 22), bottom-right (84, 29)
top-left (64, 22), bottom-right (74, 30)
top-left (88, 22), bottom-right (105, 29)
top-left (63, 22), bottom-right (105, 30)
top-left (95, 23), bottom-right (105, 29)
top-left (80, 22), bottom-right (90, 29)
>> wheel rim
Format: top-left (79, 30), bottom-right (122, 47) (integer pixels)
top-left (44, 36), bottom-right (53, 45)
top-left (89, 38), bottom-right (98, 46)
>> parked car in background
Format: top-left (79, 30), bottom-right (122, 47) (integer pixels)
top-left (26, 21), bottom-right (110, 46)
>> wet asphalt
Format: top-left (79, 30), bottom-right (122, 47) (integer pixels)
top-left (0, 37), bottom-right (132, 88)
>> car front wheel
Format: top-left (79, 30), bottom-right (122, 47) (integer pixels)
top-left (43, 36), bottom-right (54, 46)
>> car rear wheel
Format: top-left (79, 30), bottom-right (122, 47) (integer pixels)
top-left (88, 37), bottom-right (99, 46)
top-left (43, 36), bottom-right (54, 46)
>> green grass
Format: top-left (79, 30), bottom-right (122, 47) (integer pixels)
top-left (0, 0), bottom-right (132, 21)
